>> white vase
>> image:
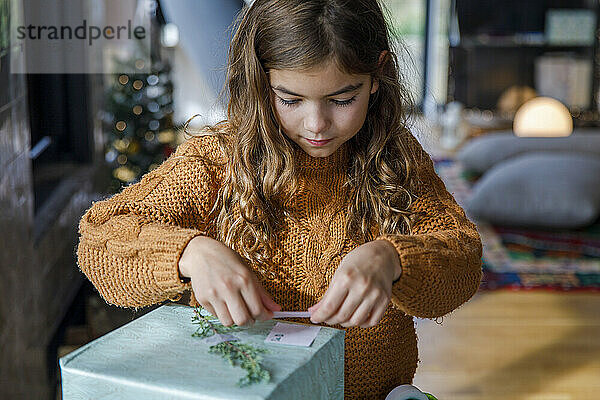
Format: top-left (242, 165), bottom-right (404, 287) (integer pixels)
top-left (385, 384), bottom-right (431, 400)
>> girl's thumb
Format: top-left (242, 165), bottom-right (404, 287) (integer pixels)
top-left (259, 286), bottom-right (281, 311)
top-left (308, 298), bottom-right (323, 312)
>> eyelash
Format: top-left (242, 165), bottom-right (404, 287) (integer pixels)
top-left (277, 96), bottom-right (357, 108)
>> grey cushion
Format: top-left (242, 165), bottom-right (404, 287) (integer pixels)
top-left (466, 152), bottom-right (600, 229)
top-left (457, 130), bottom-right (600, 174)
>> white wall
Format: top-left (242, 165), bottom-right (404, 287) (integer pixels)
top-left (160, 0), bottom-right (243, 126)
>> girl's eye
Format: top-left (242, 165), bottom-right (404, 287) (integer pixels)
top-left (277, 96), bottom-right (357, 108)
top-left (332, 96), bottom-right (357, 107)
top-left (277, 98), bottom-right (300, 107)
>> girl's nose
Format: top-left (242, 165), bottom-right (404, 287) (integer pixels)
top-left (304, 105), bottom-right (330, 135)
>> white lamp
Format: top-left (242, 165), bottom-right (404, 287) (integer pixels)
top-left (513, 96), bottom-right (573, 137)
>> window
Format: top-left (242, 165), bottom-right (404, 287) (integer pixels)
top-left (385, 0), bottom-right (427, 105)
top-left (385, 0), bottom-right (451, 111)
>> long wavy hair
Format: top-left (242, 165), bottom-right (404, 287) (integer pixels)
top-left (185, 0), bottom-right (420, 280)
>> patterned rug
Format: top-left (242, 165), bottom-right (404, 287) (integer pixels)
top-left (433, 158), bottom-right (600, 292)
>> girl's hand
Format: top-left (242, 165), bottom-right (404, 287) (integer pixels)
top-left (308, 240), bottom-right (401, 328)
top-left (179, 236), bottom-right (282, 327)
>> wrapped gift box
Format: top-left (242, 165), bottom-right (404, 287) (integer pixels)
top-left (60, 303), bottom-right (344, 399)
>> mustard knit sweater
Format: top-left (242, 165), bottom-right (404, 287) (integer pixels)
top-left (76, 129), bottom-right (483, 400)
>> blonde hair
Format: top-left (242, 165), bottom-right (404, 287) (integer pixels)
top-left (185, 0), bottom-right (419, 280)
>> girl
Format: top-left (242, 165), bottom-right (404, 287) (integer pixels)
top-left (76, 0), bottom-right (483, 398)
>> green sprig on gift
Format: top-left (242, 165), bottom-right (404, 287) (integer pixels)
top-left (191, 306), bottom-right (271, 387)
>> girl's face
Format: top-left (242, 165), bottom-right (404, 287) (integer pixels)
top-left (269, 60), bottom-right (379, 158)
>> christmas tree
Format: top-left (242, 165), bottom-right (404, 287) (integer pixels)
top-left (101, 55), bottom-right (183, 194)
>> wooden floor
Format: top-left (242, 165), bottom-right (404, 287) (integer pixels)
top-left (412, 290), bottom-right (600, 400)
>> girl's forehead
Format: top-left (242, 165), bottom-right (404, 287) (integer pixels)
top-left (268, 60), bottom-right (357, 80)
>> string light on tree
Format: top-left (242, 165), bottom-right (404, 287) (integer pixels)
top-left (132, 80), bottom-right (144, 90)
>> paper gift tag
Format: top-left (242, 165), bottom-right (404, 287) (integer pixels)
top-left (265, 322), bottom-right (321, 347)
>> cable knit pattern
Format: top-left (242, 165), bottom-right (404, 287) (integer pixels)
top-left (376, 133), bottom-right (484, 319)
top-left (76, 130), bottom-right (482, 400)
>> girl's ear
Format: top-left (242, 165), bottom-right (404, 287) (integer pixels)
top-left (370, 77), bottom-right (379, 94)
top-left (377, 50), bottom-right (389, 69)
top-left (370, 50), bottom-right (389, 94)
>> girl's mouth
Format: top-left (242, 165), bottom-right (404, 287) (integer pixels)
top-left (305, 138), bottom-right (333, 146)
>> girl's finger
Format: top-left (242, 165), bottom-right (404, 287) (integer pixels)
top-left (258, 284), bottom-right (281, 312)
top-left (311, 286), bottom-right (348, 324)
top-left (226, 290), bottom-right (255, 327)
top-left (362, 298), bottom-right (390, 328)
top-left (212, 299), bottom-right (234, 327)
top-left (341, 296), bottom-right (374, 327)
top-left (328, 291), bottom-right (363, 325)
top-left (241, 283), bottom-right (274, 322)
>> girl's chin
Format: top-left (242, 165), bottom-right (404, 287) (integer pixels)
top-left (301, 146), bottom-right (336, 158)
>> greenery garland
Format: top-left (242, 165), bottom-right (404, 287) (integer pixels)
top-left (191, 306), bottom-right (271, 387)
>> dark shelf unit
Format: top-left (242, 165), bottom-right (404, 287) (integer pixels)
top-left (448, 0), bottom-right (600, 127)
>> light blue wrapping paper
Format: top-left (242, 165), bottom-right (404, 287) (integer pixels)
top-left (60, 303), bottom-right (344, 399)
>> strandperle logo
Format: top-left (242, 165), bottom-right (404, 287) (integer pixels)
top-left (9, 0), bottom-right (153, 74)
top-left (15, 19), bottom-right (146, 46)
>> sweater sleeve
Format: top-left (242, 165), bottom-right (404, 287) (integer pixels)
top-left (375, 133), bottom-right (483, 319)
top-left (76, 137), bottom-right (221, 308)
